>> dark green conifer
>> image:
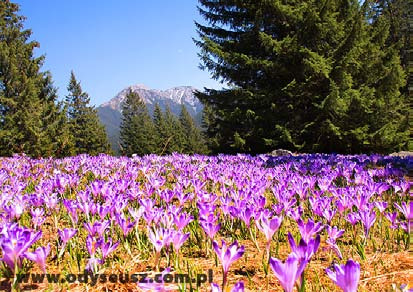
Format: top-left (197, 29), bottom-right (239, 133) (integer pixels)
top-left (195, 0), bottom-right (408, 154)
top-left (0, 0), bottom-right (73, 157)
top-left (153, 103), bottom-right (168, 154)
top-left (179, 104), bottom-right (207, 154)
top-left (119, 89), bottom-right (156, 156)
top-left (163, 105), bottom-right (185, 154)
top-left (65, 71), bottom-right (111, 155)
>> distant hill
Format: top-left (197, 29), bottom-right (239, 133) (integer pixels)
top-left (97, 85), bottom-right (204, 153)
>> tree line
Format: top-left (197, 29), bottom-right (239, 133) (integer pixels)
top-left (195, 0), bottom-right (411, 154)
top-left (0, 0), bottom-right (206, 158)
top-left (1, 0), bottom-right (411, 157)
top-left (119, 89), bottom-right (207, 156)
top-left (0, 1), bottom-right (110, 157)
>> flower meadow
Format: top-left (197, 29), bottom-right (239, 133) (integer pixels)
top-left (0, 153), bottom-right (411, 291)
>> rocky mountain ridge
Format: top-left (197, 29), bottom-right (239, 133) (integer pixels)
top-left (97, 84), bottom-right (203, 153)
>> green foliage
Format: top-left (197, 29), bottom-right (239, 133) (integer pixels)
top-left (119, 89), bottom-right (157, 156)
top-left (0, 0), bottom-right (73, 157)
top-left (195, 0), bottom-right (408, 154)
top-left (163, 105), bottom-right (185, 154)
top-left (153, 103), bottom-right (172, 155)
top-left (65, 71), bottom-right (111, 155)
top-left (121, 98), bottom-right (208, 156)
top-left (179, 104), bottom-right (208, 154)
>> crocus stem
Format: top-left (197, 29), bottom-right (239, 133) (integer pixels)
top-left (249, 226), bottom-right (260, 252)
top-left (134, 225), bottom-right (140, 250)
top-left (175, 251), bottom-right (180, 270)
top-left (124, 237), bottom-right (133, 257)
top-left (12, 261), bottom-right (19, 291)
top-left (222, 270), bottom-right (227, 291)
top-left (407, 219), bottom-right (411, 251)
top-left (298, 271), bottom-right (306, 292)
top-left (53, 213), bottom-right (58, 231)
top-left (166, 246), bottom-right (170, 267)
top-left (58, 243), bottom-right (66, 259)
top-left (154, 252), bottom-right (160, 271)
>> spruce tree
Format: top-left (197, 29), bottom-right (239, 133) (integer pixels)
top-left (179, 104), bottom-right (207, 154)
top-left (40, 73), bottom-right (75, 157)
top-left (163, 105), bottom-right (185, 154)
top-left (119, 89), bottom-right (156, 156)
top-left (65, 71), bottom-right (111, 155)
top-left (0, 0), bottom-right (72, 157)
top-left (153, 103), bottom-right (168, 154)
top-left (195, 0), bottom-right (408, 154)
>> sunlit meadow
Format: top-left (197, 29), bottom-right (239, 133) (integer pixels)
top-left (0, 153), bottom-right (411, 291)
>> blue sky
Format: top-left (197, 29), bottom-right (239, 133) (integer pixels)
top-left (15, 0), bottom-right (222, 105)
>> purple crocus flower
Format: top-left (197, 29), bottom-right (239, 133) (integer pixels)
top-left (0, 227), bottom-right (42, 271)
top-left (86, 235), bottom-right (100, 257)
top-left (30, 208), bottom-right (46, 229)
top-left (213, 239), bottom-right (244, 289)
top-left (336, 195), bottom-right (353, 214)
top-left (269, 254), bottom-right (308, 292)
top-left (287, 233), bottom-right (320, 262)
top-left (24, 244), bottom-right (51, 273)
top-left (322, 208), bottom-right (337, 224)
top-left (325, 226), bottom-right (345, 259)
top-left (128, 206), bottom-right (145, 222)
top-left (57, 228), bottom-right (77, 258)
top-left (173, 212), bottom-right (193, 231)
top-left (43, 193), bottom-right (59, 211)
top-left (84, 220), bottom-right (110, 237)
top-left (171, 231), bottom-right (190, 253)
top-left (4, 197), bottom-right (25, 220)
top-left (62, 199), bottom-right (78, 225)
top-left (358, 210), bottom-right (376, 238)
top-left (211, 281), bottom-right (244, 292)
top-left (326, 226), bottom-right (345, 242)
top-left (384, 211), bottom-right (399, 229)
top-left (394, 201), bottom-right (413, 220)
top-left (159, 189), bottom-right (175, 203)
top-left (345, 212), bottom-right (360, 226)
top-left (99, 237), bottom-right (119, 261)
top-left (352, 194), bottom-right (371, 211)
top-left (85, 256), bottom-right (102, 273)
top-left (148, 227), bottom-right (172, 254)
top-left (115, 214), bottom-right (135, 236)
top-left (238, 207), bottom-right (254, 228)
top-left (325, 259), bottom-right (360, 292)
top-left (297, 218), bottom-right (324, 243)
top-left (256, 213), bottom-right (283, 244)
top-left (374, 201), bottom-right (388, 213)
top-left (286, 206), bottom-right (303, 222)
top-left (97, 204), bottom-right (112, 220)
top-left (58, 228), bottom-right (77, 245)
top-left (159, 213), bottom-right (174, 229)
top-left (200, 220), bottom-right (221, 239)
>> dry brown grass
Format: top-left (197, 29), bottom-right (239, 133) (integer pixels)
top-left (2, 235), bottom-right (411, 292)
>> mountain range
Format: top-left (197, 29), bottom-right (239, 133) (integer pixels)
top-left (97, 85), bottom-right (204, 153)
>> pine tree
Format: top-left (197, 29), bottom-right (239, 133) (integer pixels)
top-left (119, 89), bottom-right (156, 156)
top-left (65, 71), bottom-right (111, 155)
top-left (153, 103), bottom-right (168, 154)
top-left (195, 0), bottom-right (408, 154)
top-left (179, 104), bottom-right (208, 154)
top-left (0, 0), bottom-right (72, 157)
top-left (163, 105), bottom-right (185, 154)
top-left (39, 73), bottom-right (75, 157)
top-left (369, 0), bottom-right (411, 151)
